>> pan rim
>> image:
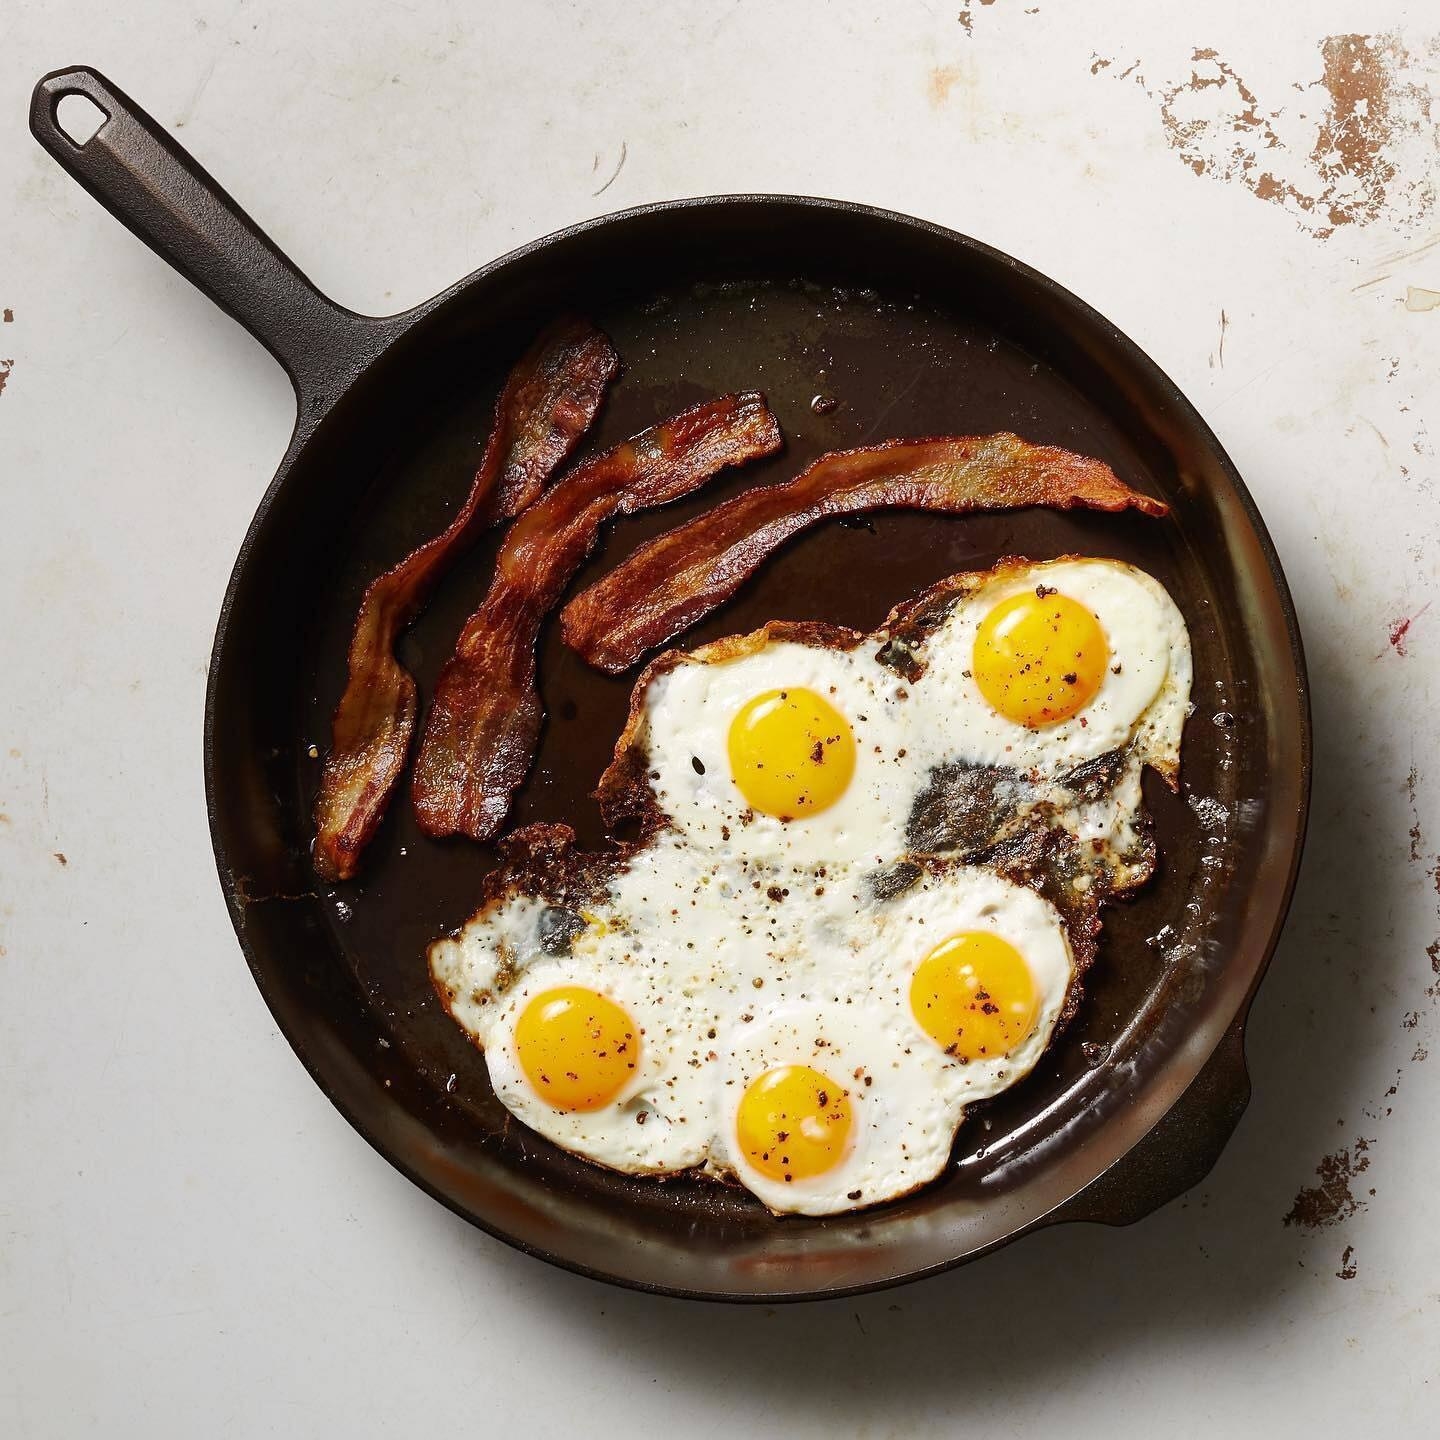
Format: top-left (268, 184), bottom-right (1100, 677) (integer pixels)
top-left (203, 192), bottom-right (1312, 1302)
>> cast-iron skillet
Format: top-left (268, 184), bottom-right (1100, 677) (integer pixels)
top-left (32, 66), bottom-right (1310, 1301)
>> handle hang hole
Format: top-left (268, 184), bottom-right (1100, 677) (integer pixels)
top-left (56, 92), bottom-right (108, 146)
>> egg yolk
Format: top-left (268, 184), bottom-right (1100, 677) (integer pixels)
top-left (727, 687), bottom-right (856, 820)
top-left (736, 1065), bottom-right (853, 1182)
top-left (910, 932), bottom-right (1040, 1061)
top-left (514, 986), bottom-right (639, 1111)
top-left (972, 590), bottom-right (1109, 727)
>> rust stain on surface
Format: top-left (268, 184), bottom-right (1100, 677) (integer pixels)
top-left (0, 359), bottom-right (11, 397)
top-left (928, 65), bottom-right (963, 105)
top-left (1, 308), bottom-right (11, 323)
top-left (1104, 32), bottom-right (1439, 239)
top-left (1285, 1139), bottom-right (1371, 1229)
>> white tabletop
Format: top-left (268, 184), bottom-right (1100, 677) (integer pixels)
top-left (3, 2), bottom-right (1438, 1434)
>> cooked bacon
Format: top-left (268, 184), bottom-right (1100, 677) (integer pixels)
top-left (313, 318), bottom-right (618, 881)
top-left (560, 433), bottom-right (1169, 674)
top-left (410, 392), bottom-right (783, 842)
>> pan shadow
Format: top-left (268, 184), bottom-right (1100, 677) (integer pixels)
top-left (452, 556), bottom-right (1404, 1419)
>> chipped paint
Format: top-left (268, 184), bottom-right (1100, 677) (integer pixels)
top-left (1336, 1245), bottom-right (1358, 1280)
top-left (1101, 32), bottom-right (1440, 239)
top-left (956, 0), bottom-right (997, 37)
top-left (1406, 285), bottom-right (1440, 311)
top-left (1285, 1139), bottom-right (1372, 1229)
top-left (1297, 759), bottom-right (1440, 1260)
top-left (0, 358), bottom-right (11, 397)
top-left (1312, 34), bottom-right (1430, 229)
top-left (1409, 765), bottom-right (1423, 862)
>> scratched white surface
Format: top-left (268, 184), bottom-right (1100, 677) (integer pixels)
top-left (2, 1), bottom-right (1439, 1435)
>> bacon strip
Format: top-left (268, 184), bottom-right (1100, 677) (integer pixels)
top-left (411, 392), bottom-right (783, 842)
top-left (560, 433), bottom-right (1168, 673)
top-left (314, 318), bottom-right (618, 880)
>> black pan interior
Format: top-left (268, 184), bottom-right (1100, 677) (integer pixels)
top-left (207, 202), bottom-right (1306, 1298)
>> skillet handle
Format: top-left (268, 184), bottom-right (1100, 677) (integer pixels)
top-left (1045, 1015), bottom-right (1252, 1229)
top-left (29, 65), bottom-right (401, 407)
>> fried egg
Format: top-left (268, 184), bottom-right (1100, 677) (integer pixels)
top-left (913, 558), bottom-right (1190, 779)
top-left (611, 556), bottom-right (1190, 897)
top-left (637, 633), bottom-right (911, 867)
top-left (429, 556), bottom-right (1192, 1214)
top-left (431, 849), bottom-right (1074, 1214)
